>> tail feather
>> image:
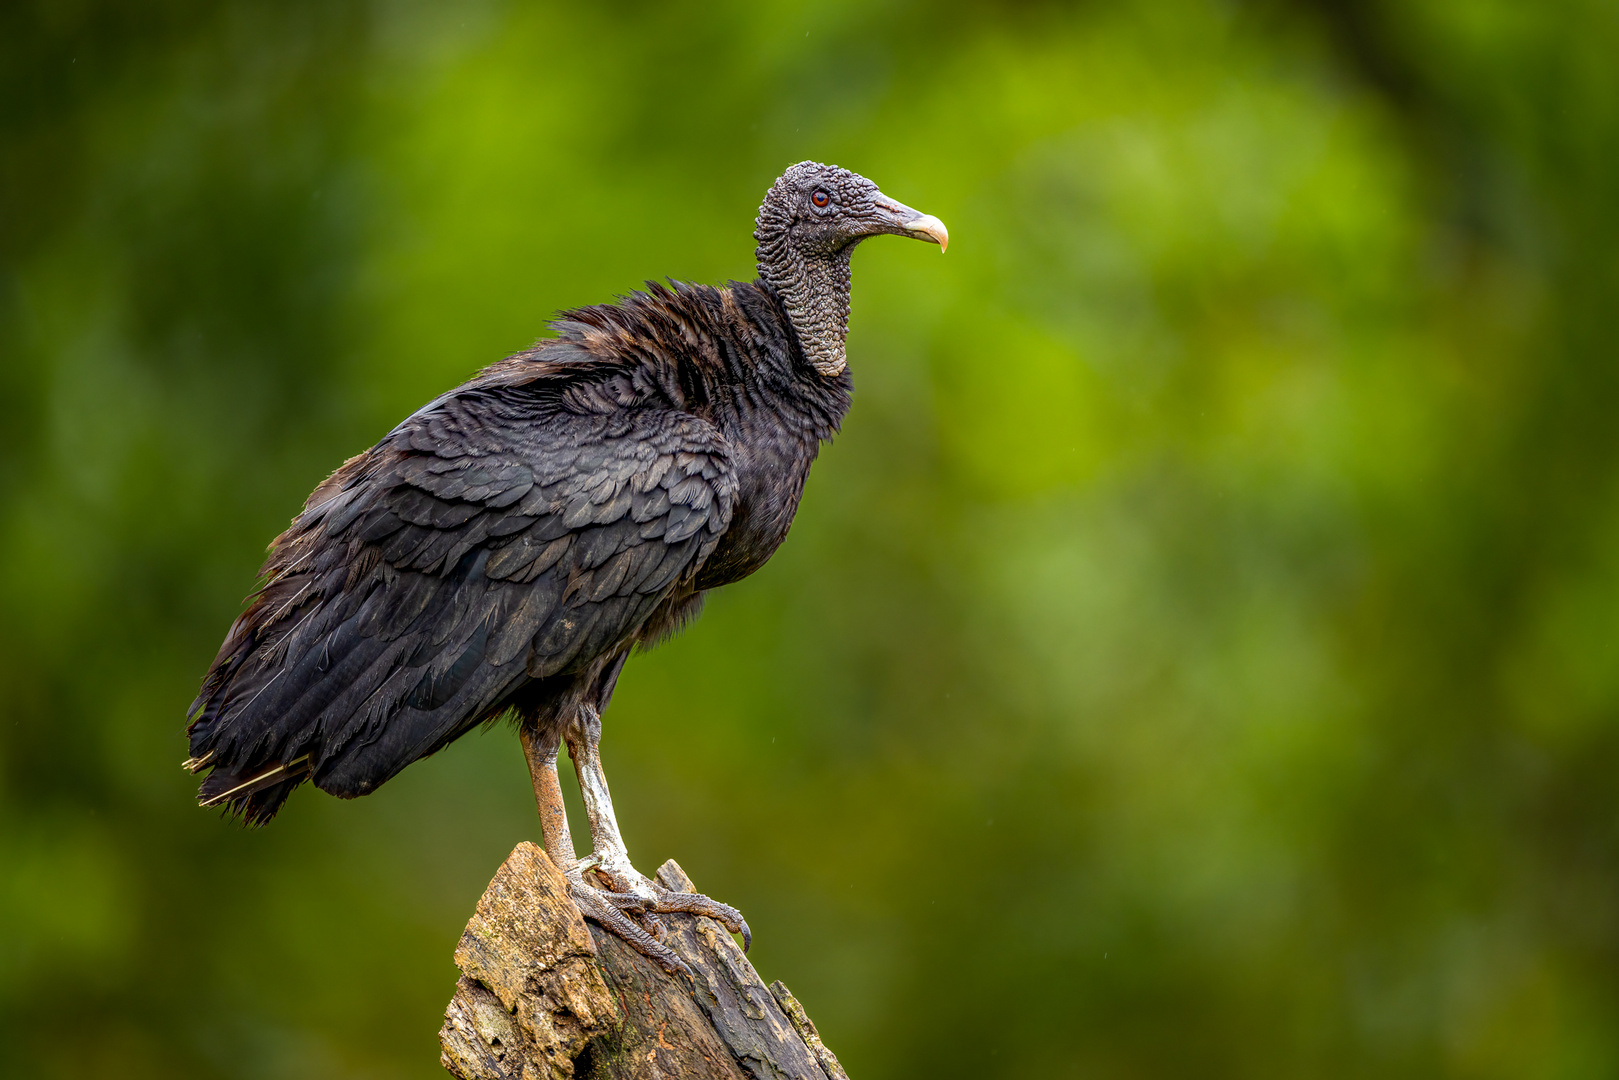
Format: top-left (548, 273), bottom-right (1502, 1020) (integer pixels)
top-left (195, 755), bottom-right (312, 826)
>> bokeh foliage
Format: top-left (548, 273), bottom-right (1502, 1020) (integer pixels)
top-left (5, 0), bottom-right (1619, 1075)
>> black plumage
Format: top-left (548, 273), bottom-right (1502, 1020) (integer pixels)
top-left (186, 161), bottom-right (946, 959)
top-left (189, 280), bottom-right (841, 819)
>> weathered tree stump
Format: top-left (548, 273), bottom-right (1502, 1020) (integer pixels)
top-left (440, 842), bottom-right (849, 1080)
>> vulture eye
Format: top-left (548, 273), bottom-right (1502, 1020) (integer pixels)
top-left (811, 189), bottom-right (830, 208)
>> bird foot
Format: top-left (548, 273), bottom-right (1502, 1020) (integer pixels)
top-left (563, 853), bottom-right (750, 978)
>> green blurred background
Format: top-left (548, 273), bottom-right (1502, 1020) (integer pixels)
top-left (5, 0), bottom-right (1619, 1075)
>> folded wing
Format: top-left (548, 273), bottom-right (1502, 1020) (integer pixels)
top-left (187, 380), bottom-right (736, 823)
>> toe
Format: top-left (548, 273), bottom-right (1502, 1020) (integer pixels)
top-left (652, 887), bottom-right (751, 950)
top-left (571, 883), bottom-right (692, 977)
top-left (599, 890), bottom-right (650, 916)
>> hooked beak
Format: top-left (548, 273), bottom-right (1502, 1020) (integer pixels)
top-left (872, 193), bottom-right (949, 252)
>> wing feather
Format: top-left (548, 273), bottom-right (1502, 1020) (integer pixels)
top-left (187, 382), bottom-right (736, 821)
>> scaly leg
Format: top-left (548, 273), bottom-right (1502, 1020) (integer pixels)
top-left (557, 705), bottom-right (751, 976)
top-left (522, 719), bottom-right (674, 962)
top-left (519, 723), bottom-right (576, 870)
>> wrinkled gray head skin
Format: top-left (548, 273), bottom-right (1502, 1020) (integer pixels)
top-left (754, 161), bottom-right (947, 377)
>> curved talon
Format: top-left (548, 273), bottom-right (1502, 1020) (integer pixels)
top-left (651, 886), bottom-right (752, 950)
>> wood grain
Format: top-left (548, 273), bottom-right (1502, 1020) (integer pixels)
top-left (440, 844), bottom-right (846, 1080)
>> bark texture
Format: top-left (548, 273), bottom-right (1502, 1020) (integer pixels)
top-left (440, 843), bottom-right (620, 1080)
top-left (441, 843), bottom-right (849, 1080)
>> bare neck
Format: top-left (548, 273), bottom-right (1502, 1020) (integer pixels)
top-left (754, 228), bottom-right (853, 378)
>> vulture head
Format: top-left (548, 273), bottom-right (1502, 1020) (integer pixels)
top-left (754, 161), bottom-right (947, 377)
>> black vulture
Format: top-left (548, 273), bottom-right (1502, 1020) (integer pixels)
top-left (185, 161), bottom-right (948, 973)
